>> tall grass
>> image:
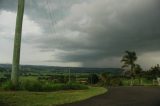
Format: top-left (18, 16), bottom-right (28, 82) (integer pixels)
top-left (1, 80), bottom-right (88, 92)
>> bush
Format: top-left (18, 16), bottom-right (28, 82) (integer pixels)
top-left (64, 83), bottom-right (88, 90)
top-left (100, 73), bottom-right (111, 87)
top-left (2, 81), bottom-right (20, 91)
top-left (21, 80), bottom-right (44, 91)
top-left (110, 78), bottom-right (123, 86)
top-left (0, 77), bottom-right (8, 86)
top-left (88, 74), bottom-right (99, 84)
top-left (1, 80), bottom-right (88, 92)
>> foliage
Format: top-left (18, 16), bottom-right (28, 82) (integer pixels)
top-left (121, 51), bottom-right (140, 86)
top-left (149, 64), bottom-right (160, 79)
top-left (110, 78), bottom-right (123, 86)
top-left (100, 72), bottom-right (111, 86)
top-left (0, 77), bottom-right (8, 84)
top-left (87, 74), bottom-right (99, 84)
top-left (121, 51), bottom-right (137, 77)
top-left (21, 80), bottom-right (44, 91)
top-left (0, 67), bottom-right (7, 72)
top-left (134, 64), bottom-right (142, 74)
top-left (1, 80), bottom-right (88, 92)
top-left (38, 75), bottom-right (76, 83)
top-left (2, 81), bottom-right (20, 91)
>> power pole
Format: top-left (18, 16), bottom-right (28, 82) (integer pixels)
top-left (11, 0), bottom-right (25, 86)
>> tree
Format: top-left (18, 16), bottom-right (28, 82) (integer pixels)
top-left (149, 64), bottom-right (160, 79)
top-left (11, 0), bottom-right (25, 86)
top-left (100, 72), bottom-right (111, 86)
top-left (134, 64), bottom-right (143, 85)
top-left (88, 74), bottom-right (99, 84)
top-left (121, 51), bottom-right (137, 86)
top-left (134, 64), bottom-right (142, 75)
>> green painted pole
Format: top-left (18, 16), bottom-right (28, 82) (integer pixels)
top-left (11, 0), bottom-right (25, 86)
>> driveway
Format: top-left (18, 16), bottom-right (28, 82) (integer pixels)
top-left (61, 86), bottom-right (160, 106)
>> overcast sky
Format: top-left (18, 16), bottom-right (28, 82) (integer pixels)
top-left (0, 0), bottom-right (160, 69)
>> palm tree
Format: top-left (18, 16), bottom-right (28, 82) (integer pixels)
top-left (11, 0), bottom-right (25, 86)
top-left (121, 51), bottom-right (137, 86)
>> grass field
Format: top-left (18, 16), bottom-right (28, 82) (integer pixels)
top-left (121, 78), bottom-right (157, 86)
top-left (0, 87), bottom-right (107, 106)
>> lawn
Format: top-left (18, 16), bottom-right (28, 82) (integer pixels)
top-left (121, 78), bottom-right (156, 86)
top-left (0, 87), bottom-right (107, 106)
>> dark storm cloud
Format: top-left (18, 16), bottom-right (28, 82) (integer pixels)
top-left (35, 0), bottom-right (160, 67)
top-left (0, 0), bottom-right (17, 11)
top-left (1, 0), bottom-right (160, 67)
top-left (0, 0), bottom-right (85, 24)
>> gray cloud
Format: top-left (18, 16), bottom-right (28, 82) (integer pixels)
top-left (0, 0), bottom-right (160, 68)
top-left (35, 0), bottom-right (160, 66)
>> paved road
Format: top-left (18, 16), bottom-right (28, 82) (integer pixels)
top-left (61, 87), bottom-right (160, 106)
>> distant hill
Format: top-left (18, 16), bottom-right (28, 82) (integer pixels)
top-left (0, 64), bottom-right (123, 75)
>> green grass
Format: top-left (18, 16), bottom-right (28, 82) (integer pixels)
top-left (20, 76), bottom-right (38, 81)
top-left (121, 78), bottom-right (157, 86)
top-left (0, 87), bottom-right (107, 106)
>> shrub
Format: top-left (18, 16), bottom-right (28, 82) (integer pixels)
top-left (21, 80), bottom-right (44, 91)
top-left (64, 83), bottom-right (88, 90)
top-left (2, 81), bottom-right (20, 91)
top-left (88, 74), bottom-right (99, 84)
top-left (0, 77), bottom-right (8, 85)
top-left (43, 83), bottom-right (88, 91)
top-left (1, 80), bottom-right (88, 92)
top-left (100, 73), bottom-right (111, 87)
top-left (110, 78), bottom-right (123, 86)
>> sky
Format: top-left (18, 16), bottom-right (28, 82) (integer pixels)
top-left (0, 0), bottom-right (160, 69)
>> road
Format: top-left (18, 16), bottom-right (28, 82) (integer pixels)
top-left (61, 87), bottom-right (160, 106)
